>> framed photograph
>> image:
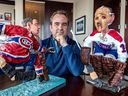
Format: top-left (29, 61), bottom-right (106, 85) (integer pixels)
top-left (75, 16), bottom-right (85, 35)
top-left (4, 12), bottom-right (12, 21)
top-left (0, 14), bottom-right (4, 20)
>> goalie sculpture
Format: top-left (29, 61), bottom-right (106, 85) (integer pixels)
top-left (81, 6), bottom-right (127, 89)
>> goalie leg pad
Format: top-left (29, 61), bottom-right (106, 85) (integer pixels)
top-left (90, 55), bottom-right (103, 78)
top-left (108, 61), bottom-right (126, 87)
top-left (102, 57), bottom-right (115, 76)
top-left (81, 47), bottom-right (91, 65)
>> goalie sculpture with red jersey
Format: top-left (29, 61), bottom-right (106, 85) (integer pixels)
top-left (0, 24), bottom-right (46, 82)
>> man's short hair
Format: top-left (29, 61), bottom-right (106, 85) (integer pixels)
top-left (22, 17), bottom-right (33, 27)
top-left (50, 10), bottom-right (69, 24)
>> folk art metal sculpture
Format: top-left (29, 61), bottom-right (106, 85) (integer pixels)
top-left (81, 6), bottom-right (128, 93)
top-left (0, 23), bottom-right (53, 83)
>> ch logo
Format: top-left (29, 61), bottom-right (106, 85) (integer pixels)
top-left (19, 37), bottom-right (33, 49)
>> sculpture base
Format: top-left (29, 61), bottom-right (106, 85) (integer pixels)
top-left (86, 75), bottom-right (128, 93)
top-left (0, 75), bottom-right (66, 96)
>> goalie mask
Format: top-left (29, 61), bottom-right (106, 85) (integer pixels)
top-left (94, 6), bottom-right (115, 33)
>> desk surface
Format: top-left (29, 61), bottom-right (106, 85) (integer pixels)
top-left (49, 76), bottom-right (128, 96)
top-left (0, 75), bottom-right (128, 96)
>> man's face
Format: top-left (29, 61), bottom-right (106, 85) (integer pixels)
top-left (94, 7), bottom-right (112, 32)
top-left (50, 14), bottom-right (68, 38)
top-left (30, 19), bottom-right (40, 36)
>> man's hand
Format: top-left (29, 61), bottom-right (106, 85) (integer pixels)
top-left (55, 34), bottom-right (68, 47)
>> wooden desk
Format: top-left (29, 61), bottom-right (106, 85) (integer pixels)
top-left (49, 76), bottom-right (128, 96)
top-left (1, 75), bottom-right (128, 96)
top-left (0, 75), bottom-right (21, 90)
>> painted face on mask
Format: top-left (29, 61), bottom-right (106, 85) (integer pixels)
top-left (94, 6), bottom-right (114, 33)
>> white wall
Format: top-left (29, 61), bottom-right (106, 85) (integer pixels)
top-left (15, 0), bottom-right (24, 25)
top-left (73, 0), bottom-right (94, 46)
top-left (0, 4), bottom-right (15, 24)
top-left (120, 0), bottom-right (126, 38)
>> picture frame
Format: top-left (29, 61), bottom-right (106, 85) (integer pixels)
top-left (0, 14), bottom-right (4, 20)
top-left (4, 12), bottom-right (12, 21)
top-left (75, 16), bottom-right (85, 35)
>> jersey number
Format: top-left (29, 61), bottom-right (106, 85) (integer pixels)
top-left (120, 44), bottom-right (127, 52)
